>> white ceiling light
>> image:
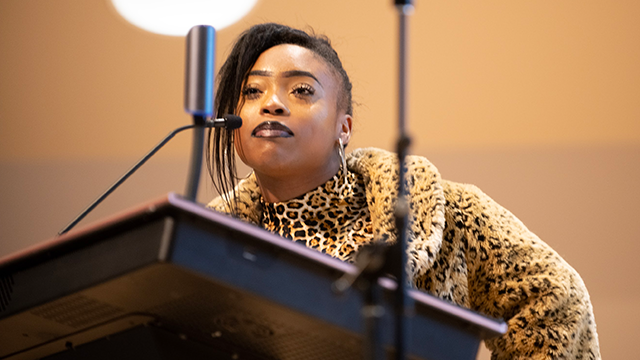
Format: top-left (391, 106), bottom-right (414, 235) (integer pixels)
top-left (111, 0), bottom-right (258, 36)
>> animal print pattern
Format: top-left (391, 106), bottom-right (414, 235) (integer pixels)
top-left (208, 147), bottom-right (600, 359)
top-left (261, 169), bottom-right (374, 261)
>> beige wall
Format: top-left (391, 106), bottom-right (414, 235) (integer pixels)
top-left (1, 0), bottom-right (639, 358)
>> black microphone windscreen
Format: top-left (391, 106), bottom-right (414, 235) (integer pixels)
top-left (184, 25), bottom-right (216, 116)
top-left (224, 115), bottom-right (243, 130)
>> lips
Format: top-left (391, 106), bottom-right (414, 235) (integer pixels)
top-left (251, 121), bottom-right (294, 138)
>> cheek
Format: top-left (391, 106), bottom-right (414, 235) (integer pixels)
top-left (233, 129), bottom-right (249, 163)
top-left (310, 102), bottom-right (330, 118)
top-left (238, 105), bottom-right (251, 126)
top-left (304, 104), bottom-right (334, 132)
top-left (236, 106), bottom-right (255, 145)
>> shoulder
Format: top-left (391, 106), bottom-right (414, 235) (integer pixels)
top-left (347, 147), bottom-right (443, 197)
top-left (207, 172), bottom-right (262, 224)
top-left (439, 179), bottom-right (549, 265)
top-left (347, 147), bottom-right (440, 178)
top-left (439, 179), bottom-right (547, 257)
top-left (440, 180), bottom-right (519, 227)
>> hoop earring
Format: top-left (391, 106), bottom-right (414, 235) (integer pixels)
top-left (337, 138), bottom-right (347, 186)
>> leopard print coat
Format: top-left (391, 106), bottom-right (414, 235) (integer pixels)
top-left (209, 147), bottom-right (601, 359)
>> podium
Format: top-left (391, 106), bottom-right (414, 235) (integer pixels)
top-left (0, 193), bottom-right (506, 360)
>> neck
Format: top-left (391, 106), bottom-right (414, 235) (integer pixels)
top-left (255, 163), bottom-right (340, 203)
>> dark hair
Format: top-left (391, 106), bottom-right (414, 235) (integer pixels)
top-left (207, 23), bottom-right (353, 214)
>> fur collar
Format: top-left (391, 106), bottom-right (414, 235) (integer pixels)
top-left (347, 147), bottom-right (446, 279)
top-left (208, 147), bottom-right (446, 280)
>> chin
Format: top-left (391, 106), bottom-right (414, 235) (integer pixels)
top-left (249, 155), bottom-right (295, 175)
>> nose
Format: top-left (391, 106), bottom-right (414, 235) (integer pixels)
top-left (261, 92), bottom-right (290, 116)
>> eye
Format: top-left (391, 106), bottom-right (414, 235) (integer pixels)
top-left (242, 85), bottom-right (262, 100)
top-left (291, 83), bottom-right (315, 98)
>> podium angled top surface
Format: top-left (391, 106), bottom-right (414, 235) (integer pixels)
top-left (0, 193), bottom-right (506, 360)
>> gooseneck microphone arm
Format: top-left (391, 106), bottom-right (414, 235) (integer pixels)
top-left (57, 124), bottom-right (195, 236)
top-left (57, 116), bottom-right (241, 236)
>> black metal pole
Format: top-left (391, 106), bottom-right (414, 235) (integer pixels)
top-left (393, 1), bottom-right (414, 359)
top-left (184, 115), bottom-right (206, 201)
top-left (333, 3), bottom-right (415, 358)
top-left (362, 277), bottom-right (385, 360)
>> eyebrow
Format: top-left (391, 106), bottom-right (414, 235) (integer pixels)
top-left (248, 69), bottom-right (322, 86)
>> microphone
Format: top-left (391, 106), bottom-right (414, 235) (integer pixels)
top-left (207, 114), bottom-right (242, 129)
top-left (184, 25), bottom-right (216, 117)
top-left (57, 115), bottom-right (242, 236)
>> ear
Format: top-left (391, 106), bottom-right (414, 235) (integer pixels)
top-left (337, 113), bottom-right (353, 146)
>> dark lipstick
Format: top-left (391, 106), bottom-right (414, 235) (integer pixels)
top-left (251, 121), bottom-right (294, 138)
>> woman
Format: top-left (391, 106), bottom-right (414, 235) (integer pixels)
top-left (207, 23), bottom-right (600, 359)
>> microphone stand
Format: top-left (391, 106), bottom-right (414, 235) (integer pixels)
top-left (184, 115), bottom-right (206, 201)
top-left (183, 25), bottom-right (216, 202)
top-left (332, 2), bottom-right (414, 359)
top-left (391, 1), bottom-right (414, 359)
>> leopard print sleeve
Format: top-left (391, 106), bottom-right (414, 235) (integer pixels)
top-left (442, 181), bottom-right (600, 359)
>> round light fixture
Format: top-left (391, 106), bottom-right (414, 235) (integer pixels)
top-left (111, 0), bottom-right (258, 36)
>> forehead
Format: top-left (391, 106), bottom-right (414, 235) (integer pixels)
top-left (250, 44), bottom-right (336, 84)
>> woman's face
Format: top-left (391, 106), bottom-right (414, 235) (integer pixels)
top-left (235, 44), bottom-right (351, 180)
